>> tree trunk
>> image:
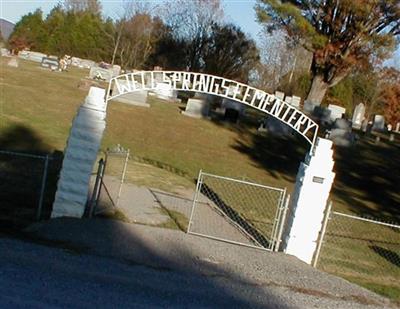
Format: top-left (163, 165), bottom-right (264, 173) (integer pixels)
top-left (306, 74), bottom-right (329, 105)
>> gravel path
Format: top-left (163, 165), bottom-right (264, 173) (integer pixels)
top-left (17, 217), bottom-right (395, 308)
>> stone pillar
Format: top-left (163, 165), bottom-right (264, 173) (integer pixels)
top-left (51, 87), bottom-right (106, 218)
top-left (283, 138), bottom-right (335, 264)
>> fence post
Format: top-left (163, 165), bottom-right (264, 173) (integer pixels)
top-left (187, 170), bottom-right (203, 233)
top-left (36, 154), bottom-right (49, 221)
top-left (88, 158), bottom-right (105, 218)
top-left (312, 200), bottom-right (333, 268)
top-left (275, 194), bottom-right (290, 252)
top-left (116, 149), bottom-right (129, 207)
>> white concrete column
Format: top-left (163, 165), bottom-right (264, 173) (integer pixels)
top-left (51, 87), bottom-right (106, 218)
top-left (283, 138), bottom-right (335, 264)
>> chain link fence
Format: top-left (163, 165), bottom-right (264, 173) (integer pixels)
top-left (188, 171), bottom-right (288, 251)
top-left (89, 146), bottom-right (129, 216)
top-left (315, 210), bottom-right (400, 300)
top-left (0, 150), bottom-right (62, 228)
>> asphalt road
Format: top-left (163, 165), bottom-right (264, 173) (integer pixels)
top-left (0, 218), bottom-right (395, 308)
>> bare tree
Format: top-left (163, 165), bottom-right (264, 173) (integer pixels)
top-left (162, 0), bottom-right (223, 71)
top-left (63, 0), bottom-right (102, 14)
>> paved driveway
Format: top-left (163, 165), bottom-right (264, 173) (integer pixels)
top-left (3, 217), bottom-right (391, 308)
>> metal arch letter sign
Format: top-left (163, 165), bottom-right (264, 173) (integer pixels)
top-left (106, 71), bottom-right (319, 147)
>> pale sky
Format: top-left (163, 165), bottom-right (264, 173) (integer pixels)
top-left (0, 0), bottom-right (399, 67)
top-left (0, 0), bottom-right (262, 39)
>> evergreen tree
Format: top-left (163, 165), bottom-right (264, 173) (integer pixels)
top-left (9, 9), bottom-right (48, 51)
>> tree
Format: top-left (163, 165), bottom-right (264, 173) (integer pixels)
top-left (203, 23), bottom-right (260, 82)
top-left (378, 68), bottom-right (400, 126)
top-left (117, 13), bottom-right (167, 69)
top-left (63, 0), bottom-right (102, 15)
top-left (146, 31), bottom-right (188, 70)
top-left (8, 9), bottom-right (48, 51)
top-left (163, 0), bottom-right (223, 71)
top-left (256, 0), bottom-right (400, 105)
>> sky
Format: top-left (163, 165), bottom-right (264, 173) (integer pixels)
top-left (0, 0), bottom-right (262, 39)
top-left (0, 0), bottom-right (398, 67)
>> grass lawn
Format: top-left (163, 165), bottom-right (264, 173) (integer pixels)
top-left (1, 57), bottom-right (399, 300)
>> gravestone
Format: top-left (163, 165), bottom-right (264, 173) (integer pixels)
top-left (275, 91), bottom-right (285, 101)
top-left (327, 104), bottom-right (346, 122)
top-left (220, 98), bottom-right (246, 123)
top-left (111, 80), bottom-right (149, 107)
top-left (361, 119), bottom-right (369, 133)
top-left (71, 57), bottom-right (82, 67)
top-left (19, 51), bottom-right (46, 63)
top-left (258, 115), bottom-right (291, 136)
top-left (41, 57), bottom-right (60, 71)
top-left (372, 115), bottom-right (385, 132)
top-left (182, 98), bottom-right (210, 118)
top-left (396, 122), bottom-right (400, 132)
top-left (7, 57), bottom-right (18, 68)
top-left (351, 103), bottom-right (365, 129)
top-left (291, 96), bottom-right (301, 109)
top-left (89, 66), bottom-right (113, 82)
top-left (303, 100), bottom-right (317, 114)
top-left (328, 118), bottom-right (354, 147)
top-left (79, 59), bottom-right (95, 69)
top-left (313, 106), bottom-right (331, 126)
top-left (1, 48), bottom-right (10, 57)
top-left (154, 82), bottom-right (175, 101)
top-left (112, 65), bottom-right (121, 77)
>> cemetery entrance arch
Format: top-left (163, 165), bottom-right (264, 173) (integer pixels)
top-left (52, 71), bottom-right (336, 265)
top-left (107, 71), bottom-right (319, 147)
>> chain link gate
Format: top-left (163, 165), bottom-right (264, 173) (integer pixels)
top-left (187, 171), bottom-right (289, 251)
top-left (87, 146), bottom-right (130, 217)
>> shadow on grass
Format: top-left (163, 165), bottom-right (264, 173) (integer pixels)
top-left (0, 125), bottom-right (63, 230)
top-left (370, 245), bottom-right (400, 268)
top-left (207, 108), bottom-right (308, 183)
top-left (212, 109), bottom-right (400, 223)
top-left (200, 183), bottom-right (272, 249)
top-left (332, 136), bottom-right (400, 223)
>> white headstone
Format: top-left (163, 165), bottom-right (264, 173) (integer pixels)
top-left (291, 96), bottom-right (301, 109)
top-left (7, 57), bottom-right (18, 67)
top-left (275, 91), bottom-right (285, 100)
top-left (89, 66), bottom-right (113, 82)
top-left (19, 51), bottom-right (46, 63)
top-left (79, 59), bottom-right (95, 69)
top-left (1, 48), bottom-right (10, 57)
top-left (284, 96), bottom-right (292, 104)
top-left (111, 80), bottom-right (148, 107)
top-left (396, 122), bottom-right (400, 132)
top-left (71, 57), bottom-right (82, 67)
top-left (327, 104), bottom-right (346, 122)
top-left (154, 83), bottom-right (175, 101)
top-left (182, 98), bottom-right (210, 118)
top-left (351, 103), bottom-right (365, 129)
top-left (372, 115), bottom-right (385, 132)
top-left (112, 65), bottom-right (121, 77)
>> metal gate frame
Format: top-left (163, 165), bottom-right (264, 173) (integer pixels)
top-left (187, 170), bottom-right (290, 252)
top-left (86, 148), bottom-right (130, 217)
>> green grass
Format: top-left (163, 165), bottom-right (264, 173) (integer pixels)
top-left (1, 57), bottom-right (400, 300)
